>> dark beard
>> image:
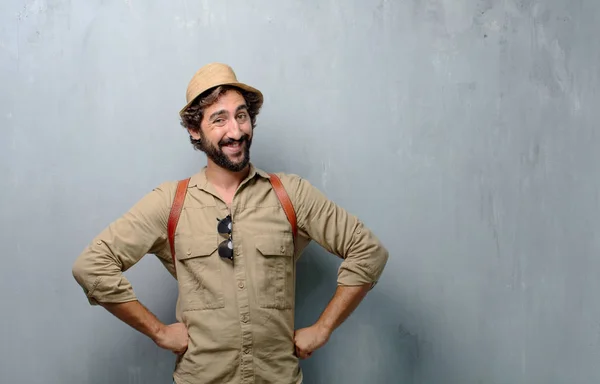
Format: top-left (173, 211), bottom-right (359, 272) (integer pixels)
top-left (194, 132), bottom-right (252, 172)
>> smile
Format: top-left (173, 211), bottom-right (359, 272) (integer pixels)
top-left (222, 141), bottom-right (244, 154)
top-left (224, 142), bottom-right (242, 148)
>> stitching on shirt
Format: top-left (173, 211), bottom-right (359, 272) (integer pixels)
top-left (87, 276), bottom-right (102, 298)
top-left (180, 306), bottom-right (224, 313)
top-left (233, 204), bottom-right (281, 210)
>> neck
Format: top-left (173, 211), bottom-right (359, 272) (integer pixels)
top-left (205, 160), bottom-right (250, 191)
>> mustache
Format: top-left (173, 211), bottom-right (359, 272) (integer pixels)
top-left (219, 135), bottom-right (250, 147)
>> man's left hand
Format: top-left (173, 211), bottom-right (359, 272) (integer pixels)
top-left (293, 323), bottom-right (331, 359)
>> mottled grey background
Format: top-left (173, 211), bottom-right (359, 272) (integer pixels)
top-left (1, 0), bottom-right (600, 383)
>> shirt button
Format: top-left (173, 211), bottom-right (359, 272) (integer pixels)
top-left (241, 314), bottom-right (249, 323)
top-left (243, 348), bottom-right (250, 354)
top-left (238, 281), bottom-right (245, 289)
top-left (96, 240), bottom-right (102, 245)
top-left (280, 246), bottom-right (285, 254)
top-left (356, 228), bottom-right (362, 234)
top-left (186, 249), bottom-right (192, 255)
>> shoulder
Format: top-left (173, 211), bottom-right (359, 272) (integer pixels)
top-left (267, 171), bottom-right (302, 183)
top-left (152, 180), bottom-right (180, 199)
top-left (265, 172), bottom-right (305, 190)
top-left (135, 179), bottom-right (185, 212)
top-left (264, 172), bottom-right (324, 203)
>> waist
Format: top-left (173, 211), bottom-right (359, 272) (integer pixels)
top-left (174, 308), bottom-right (301, 384)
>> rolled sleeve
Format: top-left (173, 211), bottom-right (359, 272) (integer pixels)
top-left (72, 182), bottom-right (174, 305)
top-left (289, 175), bottom-right (389, 288)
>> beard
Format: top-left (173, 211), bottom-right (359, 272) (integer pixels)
top-left (194, 131), bottom-right (252, 172)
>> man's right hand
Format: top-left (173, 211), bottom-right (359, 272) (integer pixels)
top-left (100, 301), bottom-right (189, 354)
top-left (154, 323), bottom-right (189, 355)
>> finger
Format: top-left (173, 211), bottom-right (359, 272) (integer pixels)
top-left (174, 347), bottom-right (187, 355)
top-left (296, 347), bottom-right (311, 359)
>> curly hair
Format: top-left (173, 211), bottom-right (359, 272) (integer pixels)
top-left (179, 85), bottom-right (262, 150)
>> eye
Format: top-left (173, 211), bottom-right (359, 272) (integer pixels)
top-left (236, 113), bottom-right (248, 121)
top-left (213, 118), bottom-right (225, 125)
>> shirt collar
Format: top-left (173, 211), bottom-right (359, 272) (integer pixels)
top-left (188, 163), bottom-right (270, 191)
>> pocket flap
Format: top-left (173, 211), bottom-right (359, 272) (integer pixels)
top-left (175, 235), bottom-right (218, 260)
top-left (255, 234), bottom-right (294, 257)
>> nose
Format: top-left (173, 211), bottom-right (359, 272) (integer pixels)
top-left (226, 117), bottom-right (243, 140)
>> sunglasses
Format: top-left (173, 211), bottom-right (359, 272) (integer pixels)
top-left (217, 215), bottom-right (233, 260)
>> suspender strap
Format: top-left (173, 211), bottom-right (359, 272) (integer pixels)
top-left (167, 178), bottom-right (190, 274)
top-left (267, 173), bottom-right (298, 240)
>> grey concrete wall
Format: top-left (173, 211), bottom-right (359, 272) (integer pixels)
top-left (2, 0), bottom-right (600, 383)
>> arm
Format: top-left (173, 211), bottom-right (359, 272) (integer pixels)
top-left (289, 176), bottom-right (389, 358)
top-left (101, 301), bottom-right (188, 354)
top-left (294, 284), bottom-right (370, 359)
top-left (71, 182), bottom-right (187, 353)
top-left (315, 284), bottom-right (370, 333)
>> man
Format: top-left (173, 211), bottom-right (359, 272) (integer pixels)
top-left (72, 62), bottom-right (389, 384)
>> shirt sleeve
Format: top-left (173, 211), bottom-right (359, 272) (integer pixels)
top-left (288, 175), bottom-right (389, 288)
top-left (71, 182), bottom-right (175, 305)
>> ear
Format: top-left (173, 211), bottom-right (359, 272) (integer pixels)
top-left (187, 127), bottom-right (201, 140)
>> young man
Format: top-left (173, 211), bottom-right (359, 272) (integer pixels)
top-left (72, 63), bottom-right (389, 384)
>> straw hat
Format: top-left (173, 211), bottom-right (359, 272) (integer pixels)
top-left (179, 63), bottom-right (263, 116)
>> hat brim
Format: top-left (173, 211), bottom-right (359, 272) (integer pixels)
top-left (179, 82), bottom-right (263, 117)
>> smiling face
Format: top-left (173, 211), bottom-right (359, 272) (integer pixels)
top-left (187, 88), bottom-right (254, 172)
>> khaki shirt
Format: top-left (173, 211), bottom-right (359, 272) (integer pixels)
top-left (72, 164), bottom-right (389, 384)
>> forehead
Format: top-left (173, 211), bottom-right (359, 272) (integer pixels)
top-left (205, 89), bottom-right (247, 115)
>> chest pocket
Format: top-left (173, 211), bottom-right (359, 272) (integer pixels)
top-left (255, 233), bottom-right (295, 309)
top-left (175, 235), bottom-right (224, 311)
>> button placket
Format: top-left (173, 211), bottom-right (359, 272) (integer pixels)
top-left (229, 203), bottom-right (255, 380)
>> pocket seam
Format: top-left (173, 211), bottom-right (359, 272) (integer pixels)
top-left (175, 235), bottom-right (219, 261)
top-left (255, 235), bottom-right (294, 257)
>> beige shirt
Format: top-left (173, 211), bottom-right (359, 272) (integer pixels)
top-left (72, 164), bottom-right (389, 384)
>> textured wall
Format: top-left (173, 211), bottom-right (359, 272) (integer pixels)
top-left (1, 1), bottom-right (600, 383)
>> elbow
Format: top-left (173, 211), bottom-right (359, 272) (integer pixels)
top-left (370, 243), bottom-right (389, 286)
top-left (72, 248), bottom-right (100, 292)
top-left (381, 245), bottom-right (390, 268)
top-left (72, 255), bottom-right (89, 288)
top-left (368, 239), bottom-right (389, 270)
top-left (71, 246), bottom-right (133, 306)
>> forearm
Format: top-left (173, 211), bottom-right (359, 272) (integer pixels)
top-left (101, 300), bottom-right (189, 354)
top-left (315, 283), bottom-right (371, 334)
top-left (101, 300), bottom-right (165, 343)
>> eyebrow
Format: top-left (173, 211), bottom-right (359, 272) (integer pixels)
top-left (209, 104), bottom-right (249, 121)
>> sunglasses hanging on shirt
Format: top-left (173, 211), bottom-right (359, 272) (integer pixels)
top-left (217, 215), bottom-right (233, 260)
